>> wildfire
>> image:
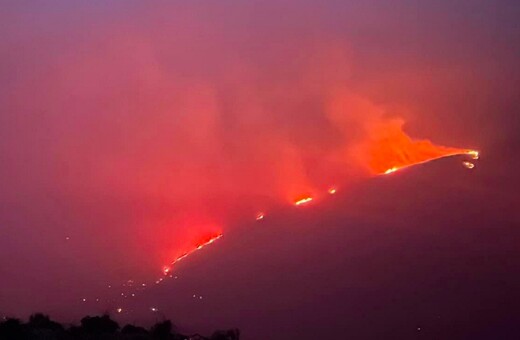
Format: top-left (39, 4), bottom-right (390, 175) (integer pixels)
top-left (100, 108), bottom-right (481, 305)
top-left (353, 114), bottom-right (480, 176)
top-left (379, 150), bottom-right (480, 175)
top-left (170, 233), bottom-right (223, 267)
top-left (107, 140), bottom-right (479, 305)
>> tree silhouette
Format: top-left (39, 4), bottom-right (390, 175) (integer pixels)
top-left (80, 314), bottom-right (119, 334)
top-left (210, 328), bottom-right (240, 340)
top-left (122, 324), bottom-right (148, 335)
top-left (150, 319), bottom-right (173, 339)
top-left (28, 313), bottom-right (63, 332)
top-left (0, 313), bottom-right (239, 339)
top-left (0, 318), bottom-right (26, 340)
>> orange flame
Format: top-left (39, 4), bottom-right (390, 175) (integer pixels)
top-left (294, 196), bottom-right (313, 206)
top-left (359, 118), bottom-right (477, 175)
top-left (170, 232), bottom-right (223, 266)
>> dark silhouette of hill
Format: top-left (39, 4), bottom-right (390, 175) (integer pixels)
top-left (0, 313), bottom-right (239, 340)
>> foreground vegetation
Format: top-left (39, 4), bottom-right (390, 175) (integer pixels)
top-left (0, 313), bottom-right (239, 340)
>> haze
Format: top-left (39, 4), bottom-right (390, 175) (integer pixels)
top-left (1, 1), bottom-right (519, 338)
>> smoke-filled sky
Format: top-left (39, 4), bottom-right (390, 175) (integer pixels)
top-left (1, 1), bottom-right (520, 338)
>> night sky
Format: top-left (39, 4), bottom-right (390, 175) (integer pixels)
top-left (1, 1), bottom-right (520, 339)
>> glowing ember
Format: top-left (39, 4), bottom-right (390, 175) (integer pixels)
top-left (384, 167), bottom-right (399, 175)
top-left (294, 197), bottom-right (313, 206)
top-left (467, 150), bottom-right (479, 160)
top-left (462, 161), bottom-right (475, 169)
top-left (256, 212), bottom-right (265, 221)
top-left (328, 188), bottom-right (337, 194)
top-left (174, 252), bottom-right (189, 263)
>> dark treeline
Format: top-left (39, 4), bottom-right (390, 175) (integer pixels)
top-left (0, 313), bottom-right (239, 340)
